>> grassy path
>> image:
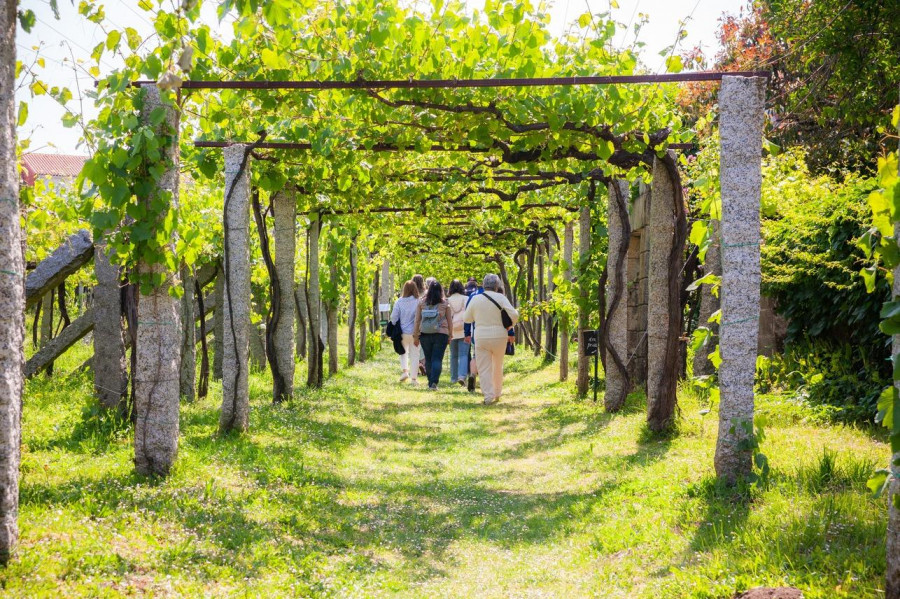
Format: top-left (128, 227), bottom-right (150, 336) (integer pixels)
top-left (7, 345), bottom-right (890, 597)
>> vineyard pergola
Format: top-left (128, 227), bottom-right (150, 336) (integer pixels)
top-left (88, 67), bottom-right (764, 482)
top-left (0, 0), bottom-right (772, 568)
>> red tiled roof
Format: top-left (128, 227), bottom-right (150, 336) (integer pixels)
top-left (21, 153), bottom-right (87, 185)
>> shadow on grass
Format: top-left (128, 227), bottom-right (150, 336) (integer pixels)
top-left (20, 349), bottom-right (686, 586)
top-left (21, 463), bottom-right (621, 583)
top-left (495, 388), bottom-right (648, 460)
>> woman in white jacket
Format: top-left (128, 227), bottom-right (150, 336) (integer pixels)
top-left (389, 280), bottom-right (422, 384)
top-left (463, 274), bottom-right (519, 405)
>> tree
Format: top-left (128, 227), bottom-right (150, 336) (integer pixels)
top-left (681, 0), bottom-right (899, 173)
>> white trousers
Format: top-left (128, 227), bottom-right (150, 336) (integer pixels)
top-left (474, 336), bottom-right (508, 400)
top-left (400, 333), bottom-right (420, 380)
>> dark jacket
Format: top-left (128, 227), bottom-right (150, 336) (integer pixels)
top-left (385, 320), bottom-right (405, 355)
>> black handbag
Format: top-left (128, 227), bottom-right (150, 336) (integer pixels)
top-left (482, 293), bottom-right (514, 329)
top-left (505, 341), bottom-right (515, 356)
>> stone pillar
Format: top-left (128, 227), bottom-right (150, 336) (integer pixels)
top-left (272, 189), bottom-right (296, 401)
top-left (576, 204), bottom-right (592, 396)
top-left (348, 236), bottom-right (358, 367)
top-left (93, 240), bottom-right (127, 409)
top-left (889, 207), bottom-right (900, 599)
top-left (219, 144), bottom-right (251, 434)
top-left (605, 180), bottom-right (630, 411)
top-left (379, 259), bottom-right (391, 304)
top-left (179, 265), bottom-right (195, 401)
top-left (39, 292), bottom-right (54, 375)
top-left (306, 219), bottom-right (323, 388)
top-left (134, 84), bottom-right (182, 476)
top-left (0, 0), bottom-right (24, 560)
top-left (693, 219), bottom-right (720, 377)
top-left (647, 152), bottom-right (679, 430)
top-left (295, 281), bottom-right (308, 360)
top-left (714, 76), bottom-right (766, 484)
top-left (559, 221), bottom-right (574, 381)
top-left (627, 183), bottom-right (651, 386)
top-left (544, 229), bottom-right (556, 358)
top-left (249, 322), bottom-right (266, 372)
top-left (212, 262), bottom-right (224, 381)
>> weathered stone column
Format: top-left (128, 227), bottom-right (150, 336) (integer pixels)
top-left (714, 76), bottom-right (766, 483)
top-left (295, 281), bottom-right (308, 360)
top-left (0, 0), bottom-right (24, 561)
top-left (93, 240), bottom-right (127, 409)
top-left (134, 84), bottom-right (182, 476)
top-left (249, 322), bottom-right (266, 371)
top-left (647, 152), bottom-right (682, 431)
top-left (326, 251), bottom-right (339, 376)
top-left (218, 145), bottom-right (251, 434)
top-left (379, 259), bottom-right (391, 305)
top-left (39, 292), bottom-right (54, 375)
top-left (626, 182), bottom-right (651, 387)
top-left (605, 180), bottom-right (631, 412)
top-left (889, 217), bottom-right (900, 599)
top-left (348, 236), bottom-right (358, 367)
top-left (576, 203), bottom-right (592, 396)
top-left (179, 265), bottom-right (195, 401)
top-left (212, 262), bottom-right (224, 381)
top-left (559, 221), bottom-right (574, 382)
top-left (693, 219), bottom-right (721, 377)
top-left (306, 219), bottom-right (323, 388)
top-left (272, 188), bottom-right (296, 401)
top-left (544, 231), bottom-right (557, 357)
top-left (888, 118), bottom-right (900, 595)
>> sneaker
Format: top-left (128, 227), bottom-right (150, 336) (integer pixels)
top-left (457, 379), bottom-right (465, 387)
top-left (398, 371), bottom-right (409, 382)
top-left (483, 396), bottom-right (498, 406)
top-left (410, 380), bottom-right (420, 386)
top-left (428, 384), bottom-right (437, 391)
top-left (466, 376), bottom-right (476, 393)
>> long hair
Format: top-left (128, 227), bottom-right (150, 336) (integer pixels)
top-left (412, 274), bottom-right (425, 297)
top-left (401, 280), bottom-right (418, 298)
top-left (448, 279), bottom-right (465, 296)
top-left (425, 280), bottom-right (444, 305)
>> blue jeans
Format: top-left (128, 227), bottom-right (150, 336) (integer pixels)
top-left (449, 338), bottom-right (470, 382)
top-left (419, 333), bottom-right (449, 387)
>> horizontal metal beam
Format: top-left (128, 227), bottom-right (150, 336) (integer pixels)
top-left (300, 201), bottom-right (575, 216)
top-left (195, 140), bottom-right (694, 152)
top-left (139, 71), bottom-right (770, 91)
top-left (194, 141), bottom-right (489, 152)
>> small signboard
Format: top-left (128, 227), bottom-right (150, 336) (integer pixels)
top-left (379, 303), bottom-right (391, 313)
top-left (583, 330), bottom-right (599, 357)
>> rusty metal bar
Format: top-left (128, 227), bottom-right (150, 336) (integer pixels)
top-left (137, 71), bottom-right (770, 91)
top-left (194, 140), bottom-right (489, 152)
top-left (299, 202), bottom-right (574, 216)
top-left (194, 140), bottom-right (695, 151)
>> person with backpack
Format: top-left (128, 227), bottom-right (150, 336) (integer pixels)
top-left (464, 276), bottom-right (478, 296)
top-left (413, 280), bottom-right (452, 390)
top-left (390, 280), bottom-right (422, 384)
top-left (463, 274), bottom-right (519, 405)
top-left (447, 279), bottom-right (470, 385)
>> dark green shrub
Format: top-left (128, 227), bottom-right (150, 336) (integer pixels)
top-left (761, 150), bottom-right (887, 422)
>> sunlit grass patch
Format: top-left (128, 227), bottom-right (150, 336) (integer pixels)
top-left (4, 337), bottom-right (891, 597)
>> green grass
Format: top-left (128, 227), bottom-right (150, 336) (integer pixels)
top-left (4, 338), bottom-right (891, 597)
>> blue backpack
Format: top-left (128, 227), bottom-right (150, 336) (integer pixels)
top-left (420, 305), bottom-right (441, 334)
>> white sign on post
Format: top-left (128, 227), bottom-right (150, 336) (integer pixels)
top-left (379, 303), bottom-right (391, 313)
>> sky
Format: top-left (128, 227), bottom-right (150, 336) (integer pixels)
top-left (17, 0), bottom-right (747, 156)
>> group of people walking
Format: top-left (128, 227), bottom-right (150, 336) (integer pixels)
top-left (387, 274), bottom-right (519, 405)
